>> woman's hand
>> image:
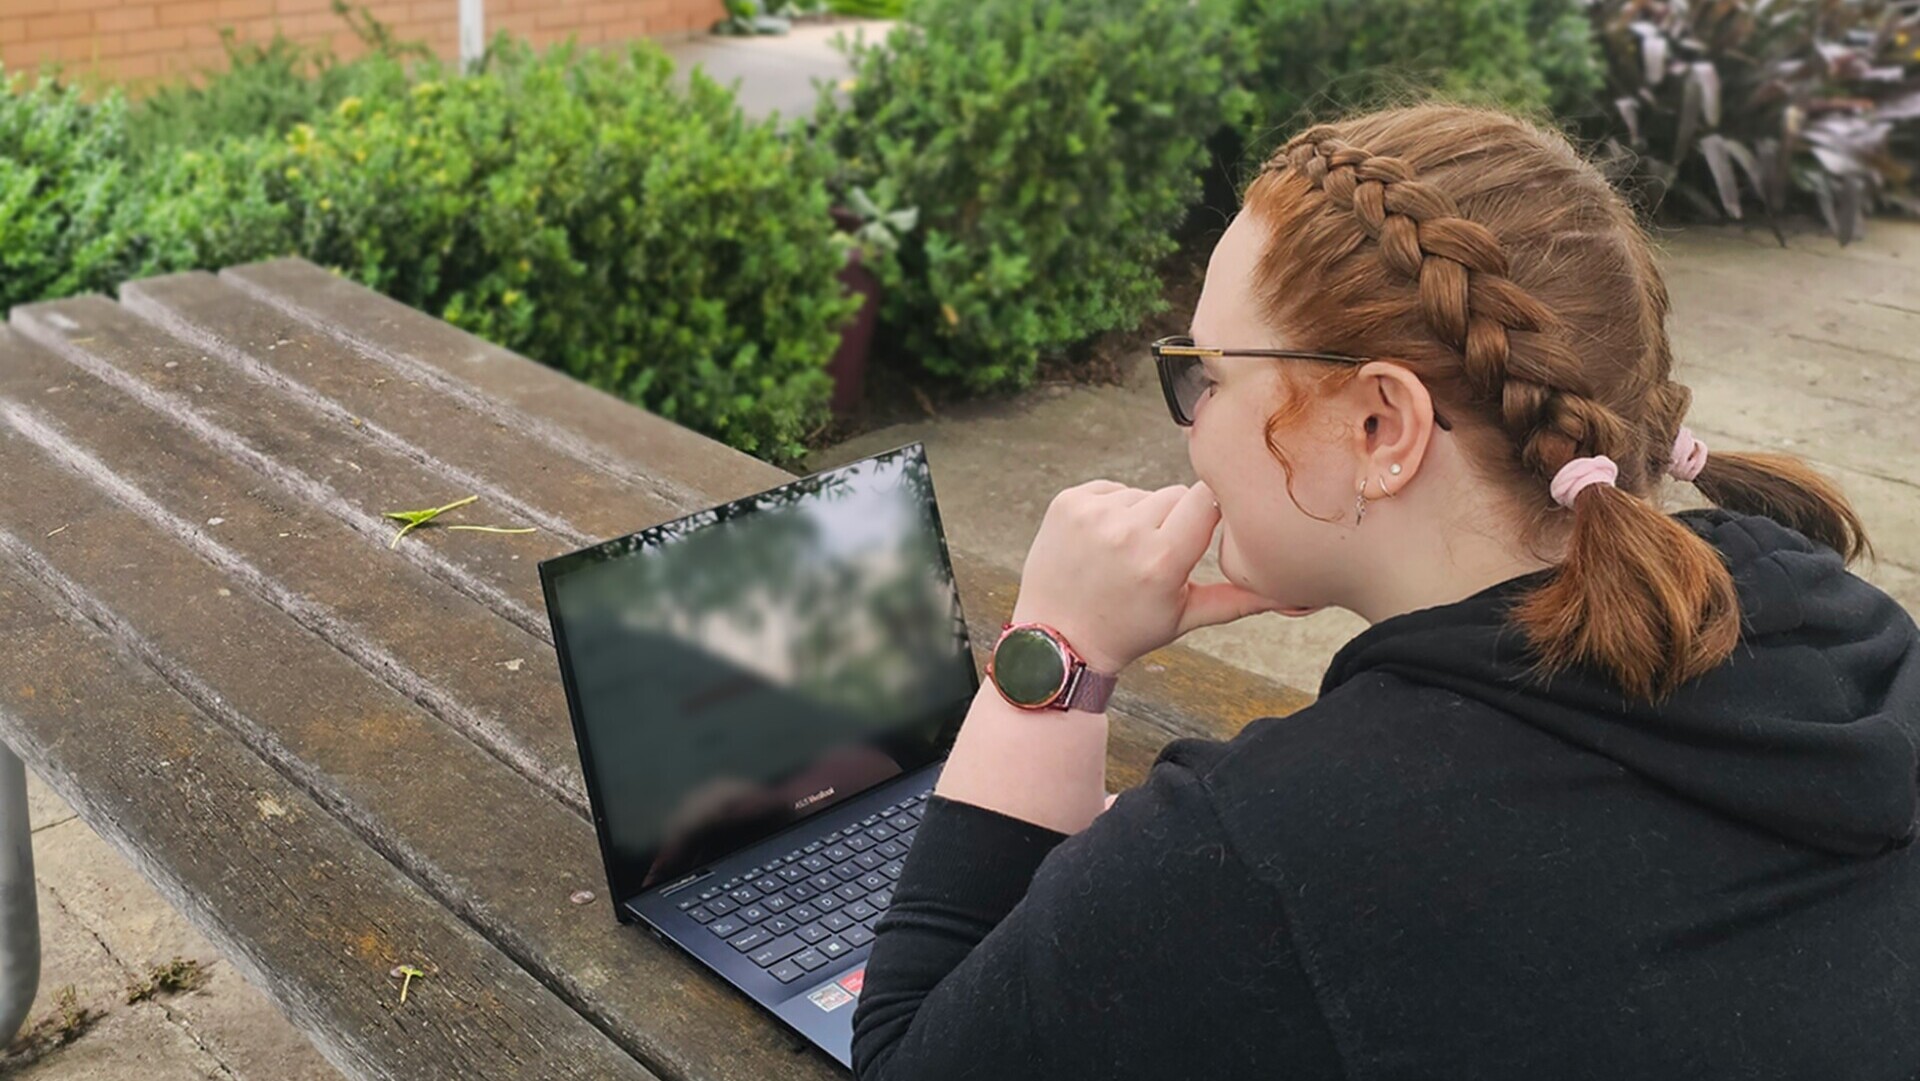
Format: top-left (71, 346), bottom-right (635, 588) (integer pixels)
top-left (1008, 479), bottom-right (1281, 676)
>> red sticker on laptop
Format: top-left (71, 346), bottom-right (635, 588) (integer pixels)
top-left (837, 966), bottom-right (865, 997)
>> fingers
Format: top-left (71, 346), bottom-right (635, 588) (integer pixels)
top-left (1175, 580), bottom-right (1281, 637)
top-left (1158, 480), bottom-right (1222, 550)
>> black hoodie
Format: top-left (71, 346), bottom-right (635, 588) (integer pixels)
top-left (851, 509), bottom-right (1920, 1080)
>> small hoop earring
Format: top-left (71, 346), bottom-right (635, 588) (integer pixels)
top-left (1377, 475), bottom-right (1397, 499)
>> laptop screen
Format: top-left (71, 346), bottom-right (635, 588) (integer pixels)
top-left (539, 443), bottom-right (976, 901)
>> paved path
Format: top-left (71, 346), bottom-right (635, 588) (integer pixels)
top-left (806, 222), bottom-right (1920, 696)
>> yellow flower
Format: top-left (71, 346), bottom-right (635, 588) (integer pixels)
top-left (318, 197), bottom-right (333, 211)
top-left (336, 95), bottom-right (363, 120)
top-left (284, 166), bottom-right (302, 181)
top-left (517, 259), bottom-right (531, 274)
top-left (940, 302), bottom-right (960, 326)
top-left (354, 147), bottom-right (368, 164)
top-left (502, 290), bottom-right (522, 305)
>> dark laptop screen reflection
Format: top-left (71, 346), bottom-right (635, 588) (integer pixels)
top-left (549, 448), bottom-right (974, 895)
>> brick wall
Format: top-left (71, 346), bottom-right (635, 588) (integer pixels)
top-left (0, 0), bottom-right (726, 89)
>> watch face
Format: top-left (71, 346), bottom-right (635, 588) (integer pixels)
top-left (994, 627), bottom-right (1068, 707)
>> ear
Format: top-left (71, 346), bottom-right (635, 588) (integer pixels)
top-left (1348, 361), bottom-right (1440, 497)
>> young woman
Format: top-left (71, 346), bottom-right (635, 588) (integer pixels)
top-left (850, 104), bottom-right (1919, 1079)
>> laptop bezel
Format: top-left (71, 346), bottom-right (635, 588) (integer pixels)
top-left (536, 441), bottom-right (978, 916)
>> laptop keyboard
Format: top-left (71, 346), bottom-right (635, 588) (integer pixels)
top-left (674, 789), bottom-right (931, 984)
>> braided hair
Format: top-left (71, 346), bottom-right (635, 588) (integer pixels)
top-left (1242, 105), bottom-right (1866, 700)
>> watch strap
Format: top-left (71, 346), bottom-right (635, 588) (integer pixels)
top-left (1060, 665), bottom-right (1118, 713)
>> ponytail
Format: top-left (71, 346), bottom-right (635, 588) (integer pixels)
top-left (1692, 450), bottom-right (1871, 564)
top-left (1511, 482), bottom-right (1742, 702)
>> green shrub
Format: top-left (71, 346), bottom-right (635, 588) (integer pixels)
top-left (826, 0), bottom-right (905, 17)
top-left (0, 73), bottom-right (144, 309)
top-left (1233, 0), bottom-right (1603, 149)
top-left (816, 0), bottom-right (1254, 393)
top-left (152, 40), bottom-right (859, 461)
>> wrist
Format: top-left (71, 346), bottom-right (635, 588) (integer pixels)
top-left (1004, 610), bottom-right (1129, 675)
top-left (989, 617), bottom-right (1125, 714)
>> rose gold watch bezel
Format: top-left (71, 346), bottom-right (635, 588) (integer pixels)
top-left (986, 620), bottom-right (1084, 711)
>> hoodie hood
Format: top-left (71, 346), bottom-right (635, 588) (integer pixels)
top-left (1322, 509), bottom-right (1920, 857)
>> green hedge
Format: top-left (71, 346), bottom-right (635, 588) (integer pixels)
top-left (4, 40), bottom-right (860, 464)
top-left (815, 0), bottom-right (1255, 393)
top-left (1233, 0), bottom-right (1602, 148)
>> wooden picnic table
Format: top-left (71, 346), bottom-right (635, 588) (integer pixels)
top-left (0, 258), bottom-right (1312, 1079)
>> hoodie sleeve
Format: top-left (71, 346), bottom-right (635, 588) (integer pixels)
top-left (849, 745), bottom-right (1345, 1080)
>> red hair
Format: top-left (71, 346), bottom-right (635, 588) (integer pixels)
top-left (1241, 104), bottom-right (1869, 701)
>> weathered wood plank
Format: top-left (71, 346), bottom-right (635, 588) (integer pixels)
top-left (0, 527), bottom-right (651, 1077)
top-left (185, 262), bottom-right (1318, 739)
top-left (0, 330), bottom-right (836, 1080)
top-left (7, 265), bottom-right (1312, 1081)
top-left (8, 295), bottom-right (589, 813)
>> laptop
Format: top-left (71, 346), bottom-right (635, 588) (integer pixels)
top-left (537, 441), bottom-right (978, 1068)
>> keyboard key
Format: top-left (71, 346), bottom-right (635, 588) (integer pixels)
top-left (723, 876), bottom-right (742, 889)
top-left (786, 883), bottom-right (817, 903)
top-left (858, 873), bottom-right (888, 893)
top-left (808, 873), bottom-right (838, 892)
top-left (764, 859), bottom-right (784, 872)
top-left (881, 861), bottom-right (905, 881)
top-left (845, 834), bottom-right (877, 852)
top-left (728, 927), bottom-right (771, 952)
top-left (738, 905), bottom-right (770, 924)
top-left (706, 897), bottom-right (739, 916)
top-left (844, 924), bottom-right (876, 947)
top-left (770, 960), bottom-right (805, 983)
top-left (764, 894), bottom-right (794, 914)
top-left (834, 882), bottom-right (867, 903)
top-left (699, 885), bottom-right (724, 901)
top-left (887, 814), bottom-right (915, 832)
top-left (823, 845), bottom-right (854, 863)
top-left (819, 937), bottom-right (852, 959)
top-left (708, 917), bottom-right (744, 938)
top-left (812, 892), bottom-right (842, 912)
top-left (822, 911), bottom-right (855, 932)
top-left (803, 842), bottom-right (823, 854)
top-left (687, 905), bottom-right (716, 924)
top-left (749, 934), bottom-right (804, 967)
top-left (778, 865), bottom-right (808, 882)
top-left (866, 825), bottom-right (897, 842)
top-left (791, 948), bottom-right (829, 971)
top-left (883, 803), bottom-right (900, 815)
top-left (870, 889), bottom-right (893, 909)
top-left (909, 804), bottom-right (927, 820)
top-left (796, 924), bottom-right (829, 944)
top-left (728, 887), bottom-right (760, 905)
top-left (861, 814), bottom-right (881, 826)
top-left (846, 900), bottom-right (878, 922)
top-left (854, 852), bottom-right (884, 871)
top-left (789, 904), bottom-right (819, 923)
top-left (876, 841), bottom-right (906, 860)
top-left (800, 855), bottom-right (831, 874)
top-left (833, 863), bottom-right (864, 882)
top-left (842, 825), bottom-right (864, 838)
top-left (786, 849), bottom-right (804, 862)
top-left (764, 915), bottom-right (798, 935)
top-left (753, 876), bottom-right (782, 894)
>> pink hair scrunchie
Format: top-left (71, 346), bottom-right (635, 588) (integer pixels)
top-left (1669, 426), bottom-right (1708, 482)
top-left (1550, 455), bottom-right (1619, 508)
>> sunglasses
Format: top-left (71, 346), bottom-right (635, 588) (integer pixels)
top-left (1150, 335), bottom-right (1455, 431)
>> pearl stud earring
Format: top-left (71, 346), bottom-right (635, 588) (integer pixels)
top-left (1390, 463), bottom-right (1403, 475)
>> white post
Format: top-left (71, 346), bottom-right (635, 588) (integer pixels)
top-left (459, 0), bottom-right (485, 73)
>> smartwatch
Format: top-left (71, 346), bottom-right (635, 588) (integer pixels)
top-left (986, 621), bottom-right (1119, 713)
